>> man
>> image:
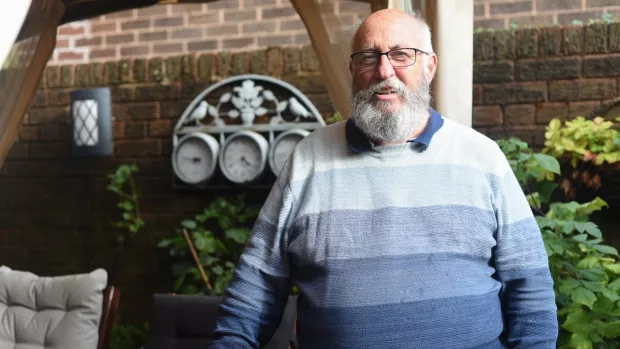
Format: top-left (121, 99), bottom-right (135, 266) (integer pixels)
top-left (208, 9), bottom-right (558, 349)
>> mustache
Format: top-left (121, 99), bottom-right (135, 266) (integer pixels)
top-left (355, 78), bottom-right (408, 98)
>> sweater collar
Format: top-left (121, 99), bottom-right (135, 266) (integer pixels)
top-left (345, 108), bottom-right (444, 153)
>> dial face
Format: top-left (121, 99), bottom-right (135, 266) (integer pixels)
top-left (221, 135), bottom-right (266, 183)
top-left (271, 134), bottom-right (305, 175)
top-left (175, 137), bottom-right (214, 184)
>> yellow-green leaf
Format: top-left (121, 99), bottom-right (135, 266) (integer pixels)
top-left (605, 264), bottom-right (620, 274)
top-left (569, 332), bottom-right (593, 349)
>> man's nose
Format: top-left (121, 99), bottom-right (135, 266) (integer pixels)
top-left (375, 55), bottom-right (395, 80)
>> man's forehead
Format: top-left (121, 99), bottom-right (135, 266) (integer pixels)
top-left (354, 32), bottom-right (422, 51)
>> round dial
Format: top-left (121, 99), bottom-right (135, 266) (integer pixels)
top-left (269, 128), bottom-right (310, 176)
top-left (172, 132), bottom-right (219, 184)
top-left (219, 130), bottom-right (269, 184)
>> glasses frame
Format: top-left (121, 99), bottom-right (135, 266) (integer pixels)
top-left (350, 47), bottom-right (430, 71)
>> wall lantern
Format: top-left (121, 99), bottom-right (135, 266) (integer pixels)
top-left (70, 87), bottom-right (113, 157)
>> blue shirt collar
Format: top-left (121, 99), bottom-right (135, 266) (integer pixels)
top-left (345, 108), bottom-right (444, 153)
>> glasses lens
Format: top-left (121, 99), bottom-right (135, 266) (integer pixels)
top-left (388, 49), bottom-right (417, 67)
top-left (353, 53), bottom-right (379, 70)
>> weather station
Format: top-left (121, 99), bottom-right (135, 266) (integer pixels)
top-left (171, 74), bottom-right (326, 190)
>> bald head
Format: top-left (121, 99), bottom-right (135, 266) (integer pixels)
top-left (351, 9), bottom-right (433, 55)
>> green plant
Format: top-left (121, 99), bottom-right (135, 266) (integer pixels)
top-left (325, 111), bottom-right (344, 125)
top-left (544, 117), bottom-right (620, 203)
top-left (498, 137), bottom-right (620, 349)
top-left (106, 162), bottom-right (145, 246)
top-left (110, 316), bottom-right (149, 349)
top-left (545, 117), bottom-right (620, 168)
top-left (158, 194), bottom-right (260, 296)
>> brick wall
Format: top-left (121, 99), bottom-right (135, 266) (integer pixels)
top-left (472, 21), bottom-right (620, 149)
top-left (51, 0), bottom-right (620, 65)
top-left (51, 0), bottom-right (370, 64)
top-left (475, 0), bottom-right (620, 29)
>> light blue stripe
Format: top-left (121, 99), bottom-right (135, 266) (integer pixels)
top-left (296, 291), bottom-right (506, 349)
top-left (495, 217), bottom-right (549, 270)
top-left (292, 252), bottom-right (500, 308)
top-left (289, 163), bottom-right (502, 217)
top-left (288, 205), bottom-right (498, 263)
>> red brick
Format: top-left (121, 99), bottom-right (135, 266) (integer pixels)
top-left (188, 40), bottom-right (218, 51)
top-left (58, 51), bottom-right (84, 61)
top-left (473, 106), bottom-right (503, 126)
top-left (92, 22), bottom-right (117, 33)
top-left (40, 123), bottom-right (70, 141)
top-left (206, 25), bottom-right (238, 36)
top-left (568, 101), bottom-right (602, 117)
top-left (116, 140), bottom-right (160, 157)
top-left (48, 90), bottom-right (70, 106)
top-left (243, 21), bottom-right (276, 34)
top-left (28, 107), bottom-right (68, 124)
top-left (473, 85), bottom-right (483, 105)
top-left (536, 0), bottom-right (580, 11)
top-left (19, 126), bottom-right (39, 141)
top-left (490, 1), bottom-right (532, 15)
top-left (125, 122), bottom-right (147, 138)
top-left (58, 25), bottom-right (84, 35)
top-left (262, 7), bottom-right (297, 19)
top-left (56, 39), bottom-right (69, 48)
top-left (171, 28), bottom-right (203, 40)
top-left (153, 43), bottom-right (183, 54)
top-left (484, 82), bottom-right (548, 104)
top-left (188, 12), bottom-right (219, 25)
top-left (549, 78), bottom-right (617, 101)
top-left (75, 37), bottom-right (102, 47)
top-left (28, 143), bottom-right (69, 159)
top-left (536, 102), bottom-right (568, 124)
top-left (121, 19), bottom-right (151, 30)
top-left (280, 19), bottom-right (306, 31)
top-left (504, 104), bottom-right (536, 125)
top-left (171, 4), bottom-right (204, 13)
top-left (207, 0), bottom-right (239, 10)
top-left (224, 9), bottom-right (257, 22)
top-left (90, 48), bottom-right (117, 60)
top-left (113, 102), bottom-right (160, 120)
top-left (259, 35), bottom-right (292, 47)
top-left (153, 17), bottom-right (183, 27)
top-left (5, 144), bottom-right (27, 160)
top-left (106, 10), bottom-right (135, 19)
top-left (121, 46), bottom-right (150, 57)
top-left (106, 33), bottom-right (134, 45)
top-left (148, 120), bottom-right (172, 137)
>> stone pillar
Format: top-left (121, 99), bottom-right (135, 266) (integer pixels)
top-left (426, 0), bottom-right (474, 127)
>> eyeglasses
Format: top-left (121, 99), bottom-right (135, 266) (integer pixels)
top-left (350, 48), bottom-right (430, 71)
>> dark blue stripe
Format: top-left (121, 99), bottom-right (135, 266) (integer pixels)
top-left (292, 252), bottom-right (500, 308)
top-left (296, 291), bottom-right (505, 349)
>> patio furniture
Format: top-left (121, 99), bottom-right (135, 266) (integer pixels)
top-left (144, 293), bottom-right (298, 349)
top-left (0, 266), bottom-right (120, 349)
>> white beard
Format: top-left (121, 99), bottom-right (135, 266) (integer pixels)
top-left (350, 74), bottom-right (431, 145)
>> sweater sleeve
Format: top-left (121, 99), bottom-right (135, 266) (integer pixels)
top-left (493, 162), bottom-right (558, 348)
top-left (207, 172), bottom-right (295, 349)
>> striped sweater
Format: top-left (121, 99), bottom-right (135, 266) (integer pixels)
top-left (208, 109), bottom-right (558, 349)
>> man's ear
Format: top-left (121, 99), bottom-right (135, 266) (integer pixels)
top-left (349, 60), bottom-right (354, 75)
top-left (425, 53), bottom-right (438, 82)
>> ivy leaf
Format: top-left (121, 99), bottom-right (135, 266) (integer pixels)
top-left (596, 245), bottom-right (619, 256)
top-left (600, 287), bottom-right (620, 302)
top-left (574, 222), bottom-right (603, 239)
top-left (225, 228), bottom-right (250, 244)
top-left (533, 153), bottom-right (561, 174)
top-left (572, 286), bottom-right (597, 309)
top-left (569, 332), bottom-right (593, 349)
top-left (605, 264), bottom-right (620, 274)
top-left (577, 256), bottom-right (601, 269)
top-left (582, 280), bottom-right (607, 293)
top-left (559, 278), bottom-right (582, 295)
top-left (579, 268), bottom-right (608, 282)
top-left (211, 265), bottom-right (223, 275)
top-left (182, 220), bottom-right (197, 229)
top-left (598, 321), bottom-right (620, 339)
top-left (563, 308), bottom-right (593, 333)
top-left (608, 278), bottom-right (620, 291)
top-left (573, 234), bottom-right (589, 242)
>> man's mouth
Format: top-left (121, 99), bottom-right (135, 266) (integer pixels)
top-left (375, 87), bottom-right (397, 95)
